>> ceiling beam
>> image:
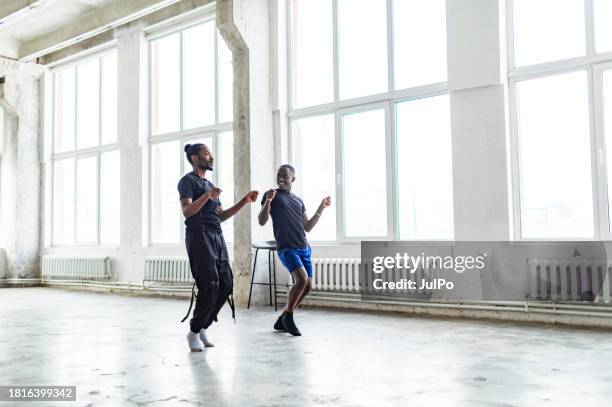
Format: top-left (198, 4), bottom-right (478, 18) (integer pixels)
top-left (39, 0), bottom-right (213, 66)
top-left (19, 0), bottom-right (184, 62)
top-left (0, 0), bottom-right (52, 26)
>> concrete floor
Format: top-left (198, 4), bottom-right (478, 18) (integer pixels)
top-left (1, 288), bottom-right (612, 407)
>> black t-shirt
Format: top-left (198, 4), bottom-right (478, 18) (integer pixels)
top-left (261, 189), bottom-right (308, 250)
top-left (177, 172), bottom-right (222, 232)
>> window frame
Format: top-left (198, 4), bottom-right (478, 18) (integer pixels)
top-left (593, 61), bottom-right (612, 238)
top-left (337, 101), bottom-right (394, 242)
top-left (288, 89), bottom-right (452, 244)
top-left (506, 0), bottom-right (612, 73)
top-left (49, 48), bottom-right (119, 248)
top-left (287, 0), bottom-right (451, 243)
top-left (146, 14), bottom-right (234, 247)
top-left (507, 0), bottom-right (612, 240)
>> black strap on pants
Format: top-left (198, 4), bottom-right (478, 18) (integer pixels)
top-left (182, 284), bottom-right (236, 323)
top-left (181, 282), bottom-right (197, 323)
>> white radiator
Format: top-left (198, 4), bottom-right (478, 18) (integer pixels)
top-left (42, 255), bottom-right (111, 281)
top-left (311, 258), bottom-right (441, 295)
top-left (527, 259), bottom-right (612, 302)
top-left (312, 258), bottom-right (361, 292)
top-left (144, 256), bottom-right (193, 284)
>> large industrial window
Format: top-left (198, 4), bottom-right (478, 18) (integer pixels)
top-left (288, 0), bottom-right (452, 241)
top-left (0, 108), bottom-right (4, 240)
top-left (148, 17), bottom-right (234, 245)
top-left (396, 95), bottom-right (453, 240)
top-left (51, 50), bottom-right (120, 246)
top-left (508, 0), bottom-right (612, 239)
top-left (511, 0), bottom-right (586, 67)
top-left (515, 72), bottom-right (593, 238)
top-left (602, 67), bottom-right (612, 231)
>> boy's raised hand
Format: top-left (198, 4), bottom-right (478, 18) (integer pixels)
top-left (265, 189), bottom-right (277, 202)
top-left (321, 196), bottom-right (331, 208)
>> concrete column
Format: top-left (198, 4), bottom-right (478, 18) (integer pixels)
top-left (0, 59), bottom-right (45, 278)
top-left (217, 0), bottom-right (274, 305)
top-left (116, 27), bottom-right (148, 282)
top-left (0, 80), bottom-right (18, 279)
top-left (217, 0), bottom-right (252, 306)
top-left (447, 0), bottom-right (511, 240)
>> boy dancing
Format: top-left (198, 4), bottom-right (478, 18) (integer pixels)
top-left (258, 164), bottom-right (331, 336)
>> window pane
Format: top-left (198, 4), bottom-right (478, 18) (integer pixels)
top-left (53, 159), bottom-right (75, 245)
top-left (151, 141), bottom-right (181, 243)
top-left (218, 32), bottom-right (233, 123)
top-left (394, 0), bottom-right (447, 89)
top-left (342, 109), bottom-right (387, 236)
top-left (76, 156), bottom-right (98, 242)
top-left (218, 131), bottom-right (234, 242)
top-left (54, 67), bottom-right (75, 153)
top-left (603, 71), bottom-right (612, 231)
top-left (100, 150), bottom-right (120, 245)
top-left (0, 107), bottom-right (3, 152)
top-left (396, 95), bottom-right (453, 239)
top-left (516, 71), bottom-right (593, 238)
top-left (594, 0), bottom-right (612, 54)
top-left (291, 0), bottom-right (333, 108)
top-left (292, 115), bottom-right (336, 241)
top-left (183, 22), bottom-right (215, 129)
top-left (338, 0), bottom-right (388, 100)
top-left (76, 59), bottom-right (100, 149)
top-left (513, 0), bottom-right (585, 67)
top-left (101, 52), bottom-right (117, 145)
top-left (151, 34), bottom-right (180, 135)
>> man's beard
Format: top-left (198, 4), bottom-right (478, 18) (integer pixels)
top-left (198, 161), bottom-right (213, 171)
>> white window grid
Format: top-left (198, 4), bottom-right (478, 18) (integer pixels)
top-left (147, 15), bottom-right (234, 246)
top-left (507, 0), bottom-right (612, 240)
top-left (286, 0), bottom-right (452, 243)
top-left (50, 48), bottom-right (119, 247)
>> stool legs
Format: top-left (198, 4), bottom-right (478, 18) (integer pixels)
top-left (268, 250), bottom-right (272, 306)
top-left (272, 251), bottom-right (277, 311)
top-left (247, 248), bottom-right (278, 309)
top-left (247, 248), bottom-right (259, 309)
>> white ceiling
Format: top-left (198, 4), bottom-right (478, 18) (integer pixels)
top-left (0, 0), bottom-right (117, 43)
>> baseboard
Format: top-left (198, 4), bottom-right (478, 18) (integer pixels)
top-left (277, 291), bottom-right (612, 329)
top-left (0, 278), bottom-right (42, 288)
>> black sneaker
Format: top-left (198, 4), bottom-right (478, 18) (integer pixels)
top-left (282, 313), bottom-right (301, 336)
top-left (274, 314), bottom-right (286, 331)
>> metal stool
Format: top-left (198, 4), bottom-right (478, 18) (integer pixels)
top-left (247, 240), bottom-right (279, 310)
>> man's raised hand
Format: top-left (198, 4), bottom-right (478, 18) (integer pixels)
top-left (209, 187), bottom-right (222, 200)
top-left (245, 191), bottom-right (259, 203)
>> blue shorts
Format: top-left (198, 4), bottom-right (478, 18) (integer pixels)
top-left (277, 246), bottom-right (313, 278)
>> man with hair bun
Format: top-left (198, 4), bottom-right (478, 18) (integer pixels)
top-left (178, 143), bottom-right (258, 352)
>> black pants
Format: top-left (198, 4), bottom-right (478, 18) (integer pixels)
top-left (185, 228), bottom-right (233, 333)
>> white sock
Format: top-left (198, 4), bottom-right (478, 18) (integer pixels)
top-left (186, 331), bottom-right (204, 352)
top-left (199, 329), bottom-right (215, 347)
